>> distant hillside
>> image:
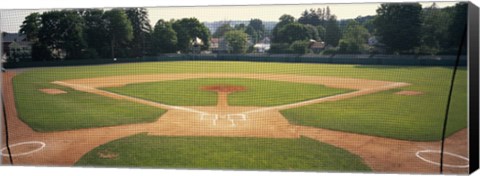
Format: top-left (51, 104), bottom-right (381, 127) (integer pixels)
top-left (203, 20), bottom-right (277, 34)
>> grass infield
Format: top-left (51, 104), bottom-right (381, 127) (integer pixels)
top-left (75, 134), bottom-right (371, 171)
top-left (102, 78), bottom-right (351, 106)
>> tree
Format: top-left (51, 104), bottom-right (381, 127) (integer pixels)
top-left (234, 23), bottom-right (246, 31)
top-left (304, 24), bottom-right (320, 41)
top-left (276, 22), bottom-right (310, 43)
top-left (103, 9), bottom-right (133, 58)
top-left (19, 12), bottom-right (41, 42)
top-left (82, 9), bottom-right (109, 58)
top-left (354, 16), bottom-right (375, 33)
top-left (338, 20), bottom-right (370, 53)
top-left (125, 8), bottom-right (152, 57)
top-left (212, 23), bottom-right (233, 37)
top-left (247, 18), bottom-right (265, 41)
top-left (418, 3), bottom-right (451, 55)
top-left (316, 25), bottom-right (326, 41)
top-left (245, 26), bottom-right (258, 43)
top-left (172, 18), bottom-right (211, 52)
top-left (289, 40), bottom-right (310, 54)
top-left (374, 3), bottom-right (422, 53)
top-left (298, 9), bottom-right (321, 26)
top-left (224, 30), bottom-right (248, 54)
top-left (445, 2), bottom-right (467, 51)
top-left (324, 15), bottom-right (342, 47)
top-left (151, 19), bottom-right (177, 54)
top-left (38, 10), bottom-right (86, 60)
top-left (272, 14), bottom-right (295, 42)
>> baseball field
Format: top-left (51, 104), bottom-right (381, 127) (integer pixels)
top-left (1, 61), bottom-right (469, 173)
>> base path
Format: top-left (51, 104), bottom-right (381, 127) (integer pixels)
top-left (1, 72), bottom-right (468, 174)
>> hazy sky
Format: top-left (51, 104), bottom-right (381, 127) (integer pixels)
top-left (1, 1), bottom-right (457, 33)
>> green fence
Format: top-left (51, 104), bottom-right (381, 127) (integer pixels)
top-left (2, 54), bottom-right (467, 68)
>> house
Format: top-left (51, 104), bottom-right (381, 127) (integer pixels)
top-left (2, 32), bottom-right (32, 62)
top-left (190, 37), bottom-right (204, 54)
top-left (253, 37), bottom-right (271, 53)
top-left (210, 37), bottom-right (229, 54)
top-left (309, 39), bottom-right (325, 54)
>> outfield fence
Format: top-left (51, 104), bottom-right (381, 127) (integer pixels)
top-left (2, 54), bottom-right (467, 68)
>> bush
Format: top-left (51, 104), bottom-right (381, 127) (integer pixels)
top-left (289, 40), bottom-right (310, 54)
top-left (321, 48), bottom-right (338, 55)
top-left (269, 43), bottom-right (291, 54)
top-left (81, 48), bottom-right (100, 59)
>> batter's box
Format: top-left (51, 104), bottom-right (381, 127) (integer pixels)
top-left (227, 114), bottom-right (247, 127)
top-left (200, 114), bottom-right (219, 125)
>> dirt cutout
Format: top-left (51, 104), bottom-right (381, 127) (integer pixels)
top-left (39, 89), bottom-right (67, 95)
top-left (201, 85), bottom-right (246, 93)
top-left (2, 72), bottom-right (468, 174)
top-left (201, 85), bottom-right (246, 107)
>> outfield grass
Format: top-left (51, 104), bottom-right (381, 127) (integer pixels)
top-left (281, 67), bottom-right (467, 141)
top-left (103, 78), bottom-right (351, 106)
top-left (12, 78), bottom-right (166, 132)
top-left (75, 134), bottom-right (371, 171)
top-left (12, 61), bottom-right (467, 140)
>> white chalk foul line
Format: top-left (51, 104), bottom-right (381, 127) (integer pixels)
top-left (1, 141), bottom-right (46, 157)
top-left (53, 81), bottom-right (208, 115)
top-left (241, 82), bottom-right (410, 115)
top-left (415, 150), bottom-right (469, 168)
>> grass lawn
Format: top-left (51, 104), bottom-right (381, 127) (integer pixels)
top-left (102, 78), bottom-right (351, 106)
top-left (12, 78), bottom-right (166, 132)
top-left (75, 134), bottom-right (371, 172)
top-left (12, 61), bottom-right (467, 140)
top-left (281, 67), bottom-right (467, 141)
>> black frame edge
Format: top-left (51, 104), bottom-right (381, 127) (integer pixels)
top-left (468, 1), bottom-right (480, 174)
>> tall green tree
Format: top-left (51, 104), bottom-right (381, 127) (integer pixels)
top-left (419, 3), bottom-right (451, 55)
top-left (234, 23), bottom-right (246, 31)
top-left (304, 24), bottom-right (320, 41)
top-left (298, 9), bottom-right (321, 26)
top-left (151, 19), bottom-right (177, 54)
top-left (324, 16), bottom-right (341, 47)
top-left (125, 8), bottom-right (152, 57)
top-left (276, 23), bottom-right (310, 43)
top-left (212, 23), bottom-right (233, 37)
top-left (82, 9), bottom-right (109, 58)
top-left (38, 10), bottom-right (86, 60)
top-left (316, 25), bottom-right (326, 41)
top-left (19, 12), bottom-right (41, 42)
top-left (172, 18), bottom-right (211, 52)
top-left (338, 20), bottom-right (370, 53)
top-left (103, 9), bottom-right (134, 58)
top-left (247, 18), bottom-right (265, 42)
top-left (272, 14), bottom-right (295, 42)
top-left (374, 3), bottom-right (422, 53)
top-left (224, 30), bottom-right (248, 54)
top-left (446, 2), bottom-right (468, 51)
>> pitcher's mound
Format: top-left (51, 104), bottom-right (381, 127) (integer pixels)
top-left (40, 88), bottom-right (67, 95)
top-left (201, 85), bottom-right (246, 93)
top-left (395, 90), bottom-right (423, 96)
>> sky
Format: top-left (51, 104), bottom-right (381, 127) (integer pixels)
top-left (0, 1), bottom-right (458, 33)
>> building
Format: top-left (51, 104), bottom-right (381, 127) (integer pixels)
top-left (253, 37), bottom-right (271, 53)
top-left (309, 39), bottom-right (325, 54)
top-left (1, 32), bottom-right (32, 62)
top-left (210, 37), bottom-right (229, 54)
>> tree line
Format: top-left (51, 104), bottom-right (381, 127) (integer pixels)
top-left (17, 3), bottom-right (468, 61)
top-left (269, 2), bottom-right (467, 55)
top-left (19, 8), bottom-right (211, 61)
